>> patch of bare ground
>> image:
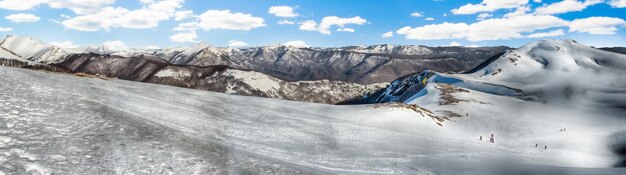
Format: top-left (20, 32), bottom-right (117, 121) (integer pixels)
top-left (374, 102), bottom-right (457, 126)
top-left (435, 83), bottom-right (469, 105)
top-left (74, 72), bottom-right (116, 80)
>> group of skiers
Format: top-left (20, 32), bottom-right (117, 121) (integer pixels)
top-left (479, 134), bottom-right (495, 143)
top-left (535, 144), bottom-right (547, 150)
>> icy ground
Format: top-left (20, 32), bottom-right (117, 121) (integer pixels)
top-left (0, 66), bottom-right (625, 174)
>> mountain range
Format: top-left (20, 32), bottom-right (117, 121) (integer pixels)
top-left (0, 35), bottom-right (509, 103)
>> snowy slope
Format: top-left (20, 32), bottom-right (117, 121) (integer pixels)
top-left (2, 66), bottom-right (626, 174)
top-left (349, 40), bottom-right (626, 170)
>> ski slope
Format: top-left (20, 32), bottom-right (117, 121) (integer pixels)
top-left (1, 65), bottom-right (625, 174)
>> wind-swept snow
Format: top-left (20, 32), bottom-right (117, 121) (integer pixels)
top-left (1, 66), bottom-right (626, 174)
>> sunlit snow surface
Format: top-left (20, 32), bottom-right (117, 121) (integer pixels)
top-left (1, 66), bottom-right (626, 174)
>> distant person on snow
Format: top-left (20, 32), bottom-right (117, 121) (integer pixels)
top-left (535, 144), bottom-right (538, 148)
top-left (544, 145), bottom-right (547, 150)
top-left (480, 136), bottom-right (482, 141)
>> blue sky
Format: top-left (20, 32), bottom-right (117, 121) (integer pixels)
top-left (0, 0), bottom-right (625, 48)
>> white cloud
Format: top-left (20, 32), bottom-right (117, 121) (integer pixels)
top-left (0, 0), bottom-right (114, 14)
top-left (410, 12), bottom-right (423, 17)
top-left (396, 26), bottom-right (412, 35)
top-left (299, 16), bottom-right (367, 35)
top-left (477, 13), bottom-right (492, 20)
top-left (5, 13), bottom-right (40, 23)
top-left (49, 41), bottom-right (80, 48)
top-left (526, 29), bottom-right (565, 38)
top-left (398, 22), bottom-right (470, 40)
top-left (569, 16), bottom-right (626, 35)
top-left (535, 0), bottom-right (603, 15)
top-left (228, 40), bottom-right (248, 47)
top-left (61, 0), bottom-right (184, 31)
top-left (174, 10), bottom-right (193, 21)
top-left (298, 20), bottom-right (317, 31)
top-left (48, 0), bottom-right (116, 15)
top-left (425, 17), bottom-right (435, 21)
top-left (283, 40), bottom-right (309, 47)
top-left (397, 15), bottom-right (569, 41)
top-left (609, 0), bottom-right (626, 7)
top-left (452, 0), bottom-right (528, 15)
top-left (468, 44), bottom-right (480, 47)
top-left (449, 41), bottom-right (462, 46)
top-left (0, 27), bottom-right (13, 32)
top-left (268, 6), bottom-right (298, 17)
top-left (145, 45), bottom-right (160, 49)
top-left (0, 0), bottom-right (45, 10)
top-left (337, 28), bottom-right (355, 32)
top-left (504, 6), bottom-right (531, 17)
top-left (381, 31), bottom-right (394, 38)
top-left (277, 20), bottom-right (295, 25)
top-left (173, 22), bottom-right (199, 31)
top-left (103, 40), bottom-right (127, 50)
top-left (466, 15), bottom-right (569, 41)
top-left (196, 10), bottom-right (265, 31)
top-left (170, 31), bottom-right (197, 43)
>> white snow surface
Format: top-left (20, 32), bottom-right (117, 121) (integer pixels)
top-left (1, 65), bottom-right (626, 174)
top-left (225, 69), bottom-right (281, 91)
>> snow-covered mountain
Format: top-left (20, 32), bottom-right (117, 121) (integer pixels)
top-left (348, 40), bottom-right (626, 169)
top-left (0, 35), bottom-right (508, 103)
top-left (355, 40), bottom-right (626, 105)
top-left (1, 35), bottom-right (509, 84)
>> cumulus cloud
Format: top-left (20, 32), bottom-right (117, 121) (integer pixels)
top-left (0, 0), bottom-right (46, 11)
top-left (410, 12), bottom-right (423, 17)
top-left (397, 22), bottom-right (470, 40)
top-left (425, 17), bottom-right (435, 21)
top-left (337, 28), bottom-right (355, 32)
top-left (298, 20), bottom-right (317, 31)
top-left (48, 0), bottom-right (116, 15)
top-left (103, 40), bottom-right (127, 50)
top-left (609, 0), bottom-right (626, 7)
top-left (283, 40), bottom-right (309, 47)
top-left (0, 27), bottom-right (13, 32)
top-left (144, 45), bottom-right (160, 49)
top-left (49, 41), bottom-right (79, 48)
top-left (477, 13), bottom-right (492, 20)
top-left (61, 0), bottom-right (184, 31)
top-left (504, 6), bottom-right (531, 17)
top-left (0, 0), bottom-right (115, 14)
top-left (451, 0), bottom-right (528, 15)
top-left (449, 41), bottom-right (462, 46)
top-left (526, 29), bottom-right (565, 38)
top-left (535, 0), bottom-right (603, 15)
top-left (228, 40), bottom-right (248, 47)
top-left (277, 20), bottom-right (295, 25)
top-left (5, 13), bottom-right (40, 23)
top-left (381, 31), bottom-right (394, 38)
top-left (169, 31), bottom-right (197, 43)
top-left (569, 16), bottom-right (625, 35)
top-left (268, 6), bottom-right (298, 17)
top-left (298, 16), bottom-right (366, 35)
top-left (173, 22), bottom-right (199, 31)
top-left (174, 10), bottom-right (193, 21)
top-left (196, 10), bottom-right (265, 31)
top-left (397, 15), bottom-right (569, 41)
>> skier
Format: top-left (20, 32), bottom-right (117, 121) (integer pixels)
top-left (480, 136), bottom-right (482, 141)
top-left (544, 145), bottom-right (547, 150)
top-left (535, 144), bottom-right (537, 148)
